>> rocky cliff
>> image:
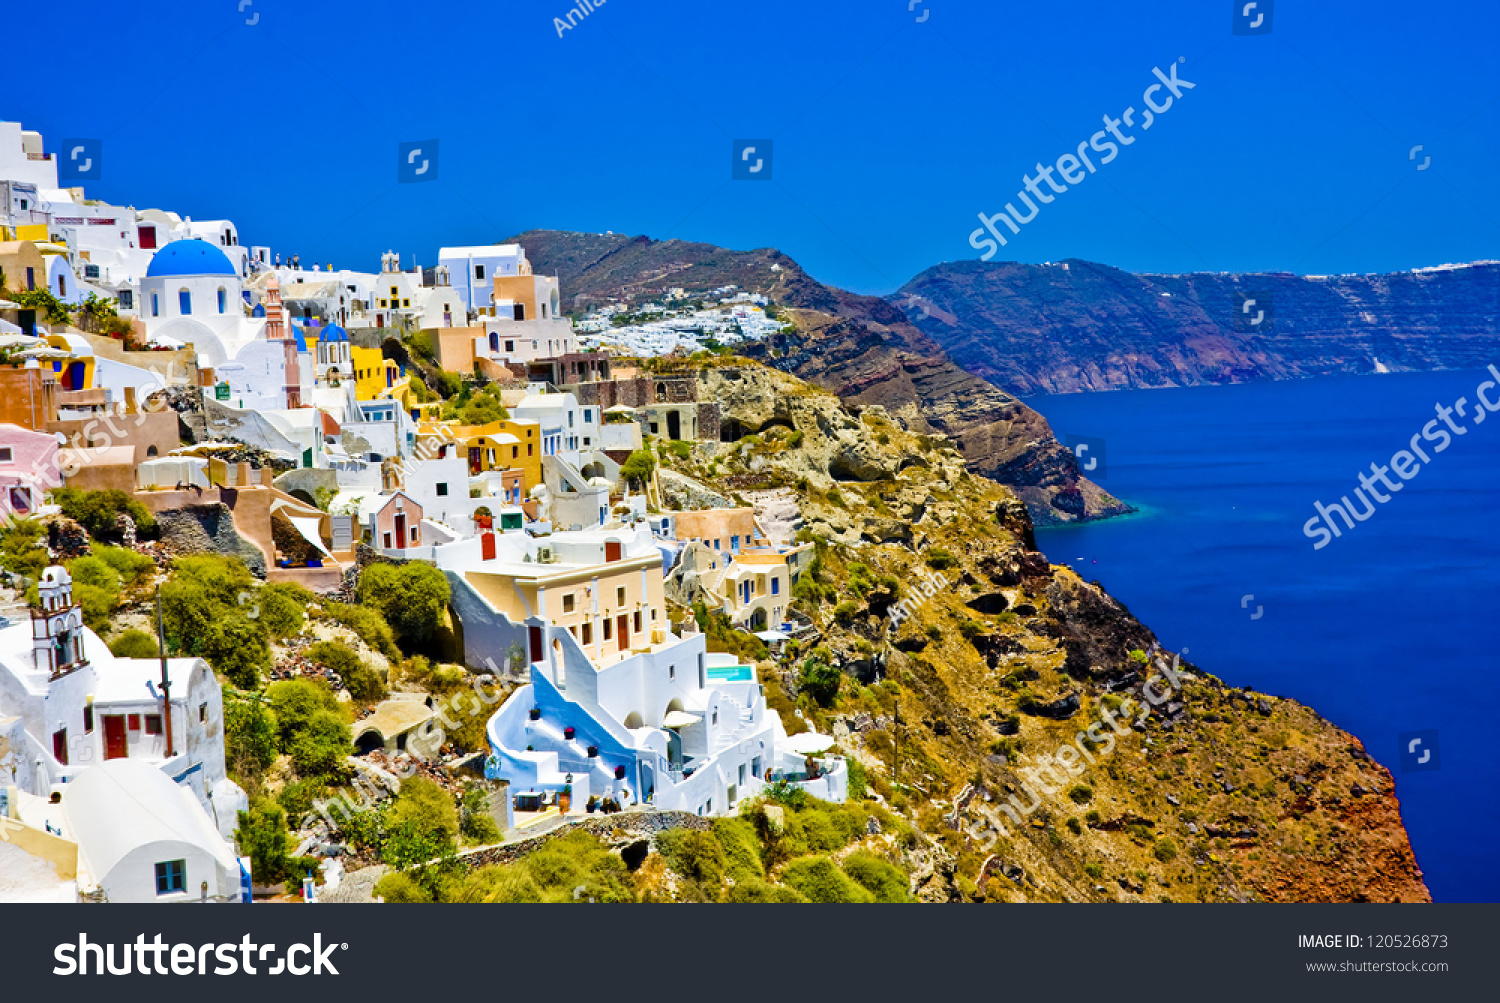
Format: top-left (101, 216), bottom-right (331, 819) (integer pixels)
top-left (896, 258), bottom-right (1500, 395)
top-left (509, 230), bottom-right (1129, 527)
top-left (650, 359), bottom-right (1430, 903)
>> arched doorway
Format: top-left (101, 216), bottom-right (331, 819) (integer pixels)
top-left (623, 711), bottom-right (643, 730)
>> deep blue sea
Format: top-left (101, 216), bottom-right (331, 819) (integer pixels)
top-left (1026, 369), bottom-right (1500, 903)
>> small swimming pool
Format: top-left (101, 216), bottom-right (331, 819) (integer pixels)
top-left (706, 664), bottom-right (754, 682)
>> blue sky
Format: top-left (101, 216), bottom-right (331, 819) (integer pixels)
top-left (10, 0), bottom-right (1497, 293)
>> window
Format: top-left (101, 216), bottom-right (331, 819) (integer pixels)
top-left (475, 264), bottom-right (485, 280)
top-left (383, 532), bottom-right (392, 548)
top-left (25, 267), bottom-right (34, 290)
top-left (0, 448), bottom-right (11, 463)
top-left (512, 446), bottom-right (519, 459)
top-left (669, 664), bottom-right (675, 680)
top-left (151, 292), bottom-right (159, 317)
top-left (712, 710), bottom-right (718, 726)
top-left (199, 703), bottom-right (207, 724)
top-left (634, 611), bottom-right (642, 633)
top-left (584, 409), bottom-right (592, 422)
top-left (410, 527), bottom-right (418, 542)
top-left (602, 619), bottom-right (612, 640)
top-left (771, 577), bottom-right (780, 595)
top-left (616, 587), bottom-right (626, 606)
top-left (581, 622), bottom-right (591, 644)
top-left (128, 714), bottom-right (141, 731)
top-left (436, 483), bottom-right (449, 496)
top-left (731, 535), bottom-right (740, 552)
top-left (83, 705), bottom-right (93, 733)
top-left (563, 594), bottom-right (575, 613)
top-left (144, 714), bottom-right (163, 736)
top-left (738, 763), bottom-right (746, 786)
top-left (217, 287), bottom-right (227, 313)
top-left (179, 289), bottom-right (191, 315)
top-left (53, 729), bottom-right (68, 765)
top-left (155, 860), bottom-right (186, 896)
top-left (119, 290), bottom-right (132, 309)
top-left (505, 340), bottom-right (514, 352)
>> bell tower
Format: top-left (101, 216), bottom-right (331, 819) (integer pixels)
top-left (32, 566), bottom-right (87, 679)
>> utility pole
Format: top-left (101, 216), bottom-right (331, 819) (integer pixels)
top-left (156, 585), bottom-right (174, 757)
top-left (893, 697), bottom-right (899, 789)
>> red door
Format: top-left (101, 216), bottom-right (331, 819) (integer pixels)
top-left (138, 225), bottom-right (156, 249)
top-left (393, 513), bottom-right (407, 549)
top-left (616, 614), bottom-right (629, 653)
top-left (481, 532), bottom-right (496, 560)
top-left (605, 540), bottom-right (622, 563)
top-left (528, 625), bottom-right (543, 663)
top-left (103, 715), bottom-right (128, 760)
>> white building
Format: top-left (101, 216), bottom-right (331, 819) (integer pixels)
top-left (483, 622), bottom-right (846, 816)
top-left (0, 567), bottom-right (247, 839)
top-left (437, 243), bottom-right (527, 315)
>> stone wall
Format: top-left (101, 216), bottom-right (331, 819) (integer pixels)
top-left (454, 810), bottom-right (711, 870)
top-left (156, 503), bottom-right (267, 576)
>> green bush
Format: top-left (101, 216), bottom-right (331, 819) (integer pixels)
top-left (224, 696), bottom-right (277, 777)
top-left (516, 830), bottom-right (633, 903)
top-left (924, 548), bottom-right (958, 571)
top-left (726, 879), bottom-right (807, 903)
top-left (257, 584), bottom-right (308, 639)
top-left (656, 829), bottom-right (726, 890)
top-left (1153, 838), bottom-right (1178, 863)
top-left (93, 545), bottom-right (154, 587)
top-left (200, 614), bottom-right (272, 690)
top-left (236, 800), bottom-right (292, 887)
top-left (1067, 784), bottom-right (1094, 805)
top-left (0, 519), bottom-right (49, 581)
top-left (459, 786), bottom-right (501, 844)
top-left (845, 758), bottom-right (867, 801)
top-left (797, 657), bottom-right (841, 708)
top-left (306, 640), bottom-right (386, 704)
top-left (108, 629), bottom-right (160, 659)
top-left (373, 872), bottom-right (433, 903)
top-left (383, 776), bottom-right (460, 870)
top-left (841, 852), bottom-right (912, 902)
top-left (619, 448), bottom-right (656, 488)
top-left (780, 856), bottom-right (873, 903)
top-left (49, 488), bottom-right (156, 540)
top-left (322, 601), bottom-right (400, 661)
top-left (66, 555), bottom-right (121, 594)
top-left (70, 582), bottom-right (117, 631)
top-left (1084, 862), bottom-right (1105, 880)
top-left (266, 679), bottom-right (350, 778)
top-left (711, 817), bottom-right (765, 883)
top-left (356, 562), bottom-right (451, 650)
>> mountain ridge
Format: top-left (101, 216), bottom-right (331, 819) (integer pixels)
top-left (894, 257), bottom-right (1500, 395)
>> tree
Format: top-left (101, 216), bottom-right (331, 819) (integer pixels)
top-left (236, 801), bottom-right (291, 887)
top-left (356, 562), bottom-right (450, 650)
top-left (383, 776), bottom-right (458, 869)
top-left (266, 678), bottom-right (350, 779)
top-left (224, 696), bottom-right (277, 777)
top-left (620, 448), bottom-right (656, 489)
top-left (798, 656), bottom-right (842, 707)
top-left (200, 613), bottom-right (272, 690)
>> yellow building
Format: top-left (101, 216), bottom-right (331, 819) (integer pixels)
top-left (464, 551), bottom-right (669, 667)
top-left (350, 345), bottom-right (400, 400)
top-left (720, 546), bottom-right (812, 631)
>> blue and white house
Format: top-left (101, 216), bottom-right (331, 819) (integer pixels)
top-left (484, 621), bottom-right (846, 817)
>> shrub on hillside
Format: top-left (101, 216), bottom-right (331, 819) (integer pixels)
top-left (780, 856), bottom-right (873, 903)
top-left (108, 629), bottom-right (160, 659)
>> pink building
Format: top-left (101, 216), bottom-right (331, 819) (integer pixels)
top-left (0, 422), bottom-right (62, 518)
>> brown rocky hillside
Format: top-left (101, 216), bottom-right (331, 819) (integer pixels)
top-left (653, 358), bottom-right (1429, 903)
